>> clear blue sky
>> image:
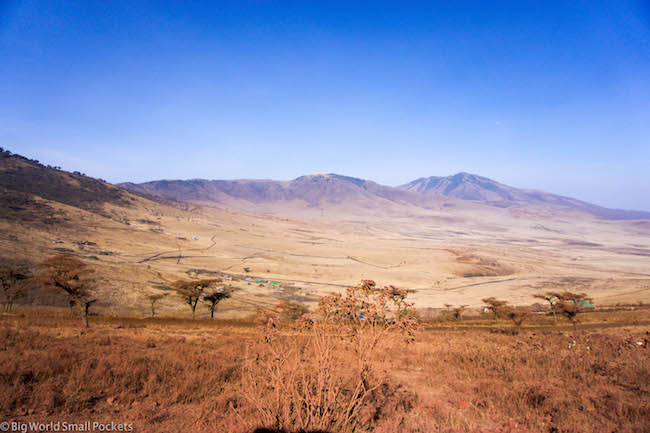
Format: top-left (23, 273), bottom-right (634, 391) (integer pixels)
top-left (1, 1), bottom-right (649, 210)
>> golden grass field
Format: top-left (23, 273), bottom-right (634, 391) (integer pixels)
top-left (1, 308), bottom-right (648, 433)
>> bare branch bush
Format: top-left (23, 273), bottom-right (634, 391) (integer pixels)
top-left (240, 279), bottom-right (419, 432)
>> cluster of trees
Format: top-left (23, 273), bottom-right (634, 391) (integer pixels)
top-left (1, 254), bottom-right (236, 327)
top-left (533, 291), bottom-right (593, 329)
top-left (171, 278), bottom-right (234, 319)
top-left (440, 291), bottom-right (593, 333)
top-left (478, 291), bottom-right (593, 332)
top-left (480, 297), bottom-right (531, 332)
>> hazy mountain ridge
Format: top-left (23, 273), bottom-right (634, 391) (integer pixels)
top-left (119, 172), bottom-right (650, 220)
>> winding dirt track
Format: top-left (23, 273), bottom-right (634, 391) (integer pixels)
top-left (138, 234), bottom-right (218, 263)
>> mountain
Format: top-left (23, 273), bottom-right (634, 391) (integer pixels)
top-left (120, 172), bottom-right (650, 220)
top-left (399, 173), bottom-right (527, 202)
top-left (119, 173), bottom-right (420, 211)
top-left (399, 173), bottom-right (650, 220)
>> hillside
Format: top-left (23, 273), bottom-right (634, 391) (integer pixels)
top-left (120, 172), bottom-right (650, 220)
top-left (0, 149), bottom-right (136, 224)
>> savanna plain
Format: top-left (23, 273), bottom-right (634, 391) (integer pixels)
top-left (1, 151), bottom-right (649, 432)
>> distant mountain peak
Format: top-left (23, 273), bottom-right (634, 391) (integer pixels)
top-left (293, 173), bottom-right (368, 188)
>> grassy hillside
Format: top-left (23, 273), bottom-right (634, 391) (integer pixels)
top-left (0, 149), bottom-right (132, 217)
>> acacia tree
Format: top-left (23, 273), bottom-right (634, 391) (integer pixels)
top-left (146, 292), bottom-right (167, 318)
top-left (453, 305), bottom-right (467, 320)
top-left (502, 306), bottom-right (530, 333)
top-left (557, 302), bottom-right (581, 330)
top-left (204, 286), bottom-right (234, 319)
top-left (533, 292), bottom-right (561, 322)
top-left (481, 297), bottom-right (509, 320)
top-left (37, 254), bottom-right (97, 327)
top-left (557, 291), bottom-right (592, 305)
top-left (0, 266), bottom-right (30, 312)
top-left (556, 291), bottom-right (592, 331)
top-left (173, 278), bottom-right (221, 319)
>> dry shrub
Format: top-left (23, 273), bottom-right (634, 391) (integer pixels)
top-left (238, 280), bottom-right (419, 433)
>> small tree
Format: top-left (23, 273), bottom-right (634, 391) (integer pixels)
top-left (556, 291), bottom-right (591, 331)
top-left (503, 306), bottom-right (530, 333)
top-left (533, 292), bottom-right (561, 322)
top-left (173, 278), bottom-right (221, 319)
top-left (557, 301), bottom-right (581, 331)
top-left (146, 293), bottom-right (167, 318)
top-left (453, 305), bottom-right (467, 320)
top-left (481, 297), bottom-right (509, 320)
top-left (0, 266), bottom-right (30, 312)
top-left (204, 286), bottom-right (233, 319)
top-left (37, 254), bottom-right (97, 327)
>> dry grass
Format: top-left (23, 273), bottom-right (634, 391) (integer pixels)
top-left (0, 311), bottom-right (648, 433)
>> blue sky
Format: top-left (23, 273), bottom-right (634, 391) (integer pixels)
top-left (1, 1), bottom-right (649, 210)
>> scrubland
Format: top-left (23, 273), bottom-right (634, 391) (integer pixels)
top-left (1, 307), bottom-right (648, 433)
